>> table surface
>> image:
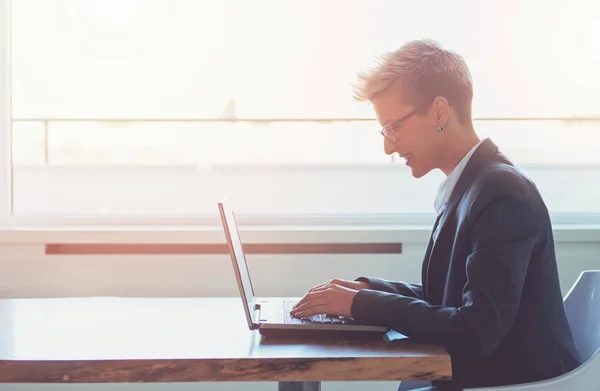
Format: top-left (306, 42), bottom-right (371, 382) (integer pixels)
top-left (0, 297), bottom-right (451, 383)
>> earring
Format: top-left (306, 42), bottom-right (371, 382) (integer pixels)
top-left (437, 126), bottom-right (444, 133)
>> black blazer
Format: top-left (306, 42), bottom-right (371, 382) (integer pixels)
top-left (352, 138), bottom-right (581, 390)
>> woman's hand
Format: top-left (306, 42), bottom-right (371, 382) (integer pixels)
top-left (290, 279), bottom-right (369, 318)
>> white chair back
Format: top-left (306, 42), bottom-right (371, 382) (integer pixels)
top-left (563, 270), bottom-right (600, 362)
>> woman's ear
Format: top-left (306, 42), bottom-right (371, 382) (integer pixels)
top-left (432, 96), bottom-right (450, 126)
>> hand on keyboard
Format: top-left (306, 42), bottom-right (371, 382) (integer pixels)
top-left (284, 301), bottom-right (349, 324)
top-left (290, 282), bottom-right (360, 319)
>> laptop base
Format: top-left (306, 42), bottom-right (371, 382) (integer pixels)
top-left (258, 326), bottom-right (386, 341)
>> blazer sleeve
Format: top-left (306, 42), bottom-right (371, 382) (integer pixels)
top-left (350, 193), bottom-right (538, 358)
top-left (354, 277), bottom-right (423, 299)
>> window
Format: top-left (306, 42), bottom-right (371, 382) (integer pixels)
top-left (3, 0), bottom-right (600, 221)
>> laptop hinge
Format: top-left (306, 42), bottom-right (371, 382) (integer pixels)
top-left (251, 302), bottom-right (261, 329)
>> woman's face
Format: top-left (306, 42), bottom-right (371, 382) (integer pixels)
top-left (372, 89), bottom-right (447, 178)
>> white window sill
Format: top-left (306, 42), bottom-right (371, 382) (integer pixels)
top-left (0, 223), bottom-right (598, 245)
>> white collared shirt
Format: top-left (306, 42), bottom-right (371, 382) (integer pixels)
top-left (433, 138), bottom-right (486, 215)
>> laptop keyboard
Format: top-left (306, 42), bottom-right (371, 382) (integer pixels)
top-left (283, 300), bottom-right (348, 324)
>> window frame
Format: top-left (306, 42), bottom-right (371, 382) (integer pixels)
top-left (0, 0), bottom-right (12, 225)
top-left (1, 0), bottom-right (600, 234)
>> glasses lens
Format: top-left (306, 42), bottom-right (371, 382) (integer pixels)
top-left (382, 125), bottom-right (395, 142)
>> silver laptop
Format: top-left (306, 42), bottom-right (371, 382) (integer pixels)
top-left (218, 197), bottom-right (389, 339)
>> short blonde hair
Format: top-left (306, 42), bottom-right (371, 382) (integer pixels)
top-left (353, 39), bottom-right (473, 124)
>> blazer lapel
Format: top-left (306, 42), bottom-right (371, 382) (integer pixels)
top-left (437, 138), bottom-right (499, 230)
top-left (421, 207), bottom-right (445, 300)
top-left (423, 138), bottom-right (500, 302)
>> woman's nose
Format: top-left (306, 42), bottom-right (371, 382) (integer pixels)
top-left (384, 138), bottom-right (396, 155)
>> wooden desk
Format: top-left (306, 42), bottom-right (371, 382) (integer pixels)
top-left (0, 297), bottom-right (451, 390)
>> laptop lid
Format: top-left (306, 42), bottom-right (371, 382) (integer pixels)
top-left (218, 198), bottom-right (258, 330)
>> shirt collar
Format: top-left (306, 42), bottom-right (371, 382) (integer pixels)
top-left (434, 138), bottom-right (486, 215)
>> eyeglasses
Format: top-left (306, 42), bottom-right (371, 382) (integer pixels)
top-left (379, 107), bottom-right (424, 143)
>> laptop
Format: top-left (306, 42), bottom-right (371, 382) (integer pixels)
top-left (218, 197), bottom-right (389, 340)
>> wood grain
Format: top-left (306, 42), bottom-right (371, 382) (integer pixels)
top-left (0, 297), bottom-right (450, 383)
top-left (0, 356), bottom-right (451, 383)
top-left (45, 242), bottom-right (403, 255)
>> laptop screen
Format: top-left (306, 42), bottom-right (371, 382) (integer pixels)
top-left (218, 198), bottom-right (256, 329)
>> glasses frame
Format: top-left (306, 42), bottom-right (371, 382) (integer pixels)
top-left (379, 106), bottom-right (426, 143)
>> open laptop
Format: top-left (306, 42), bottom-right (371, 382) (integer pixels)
top-left (218, 197), bottom-right (389, 340)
